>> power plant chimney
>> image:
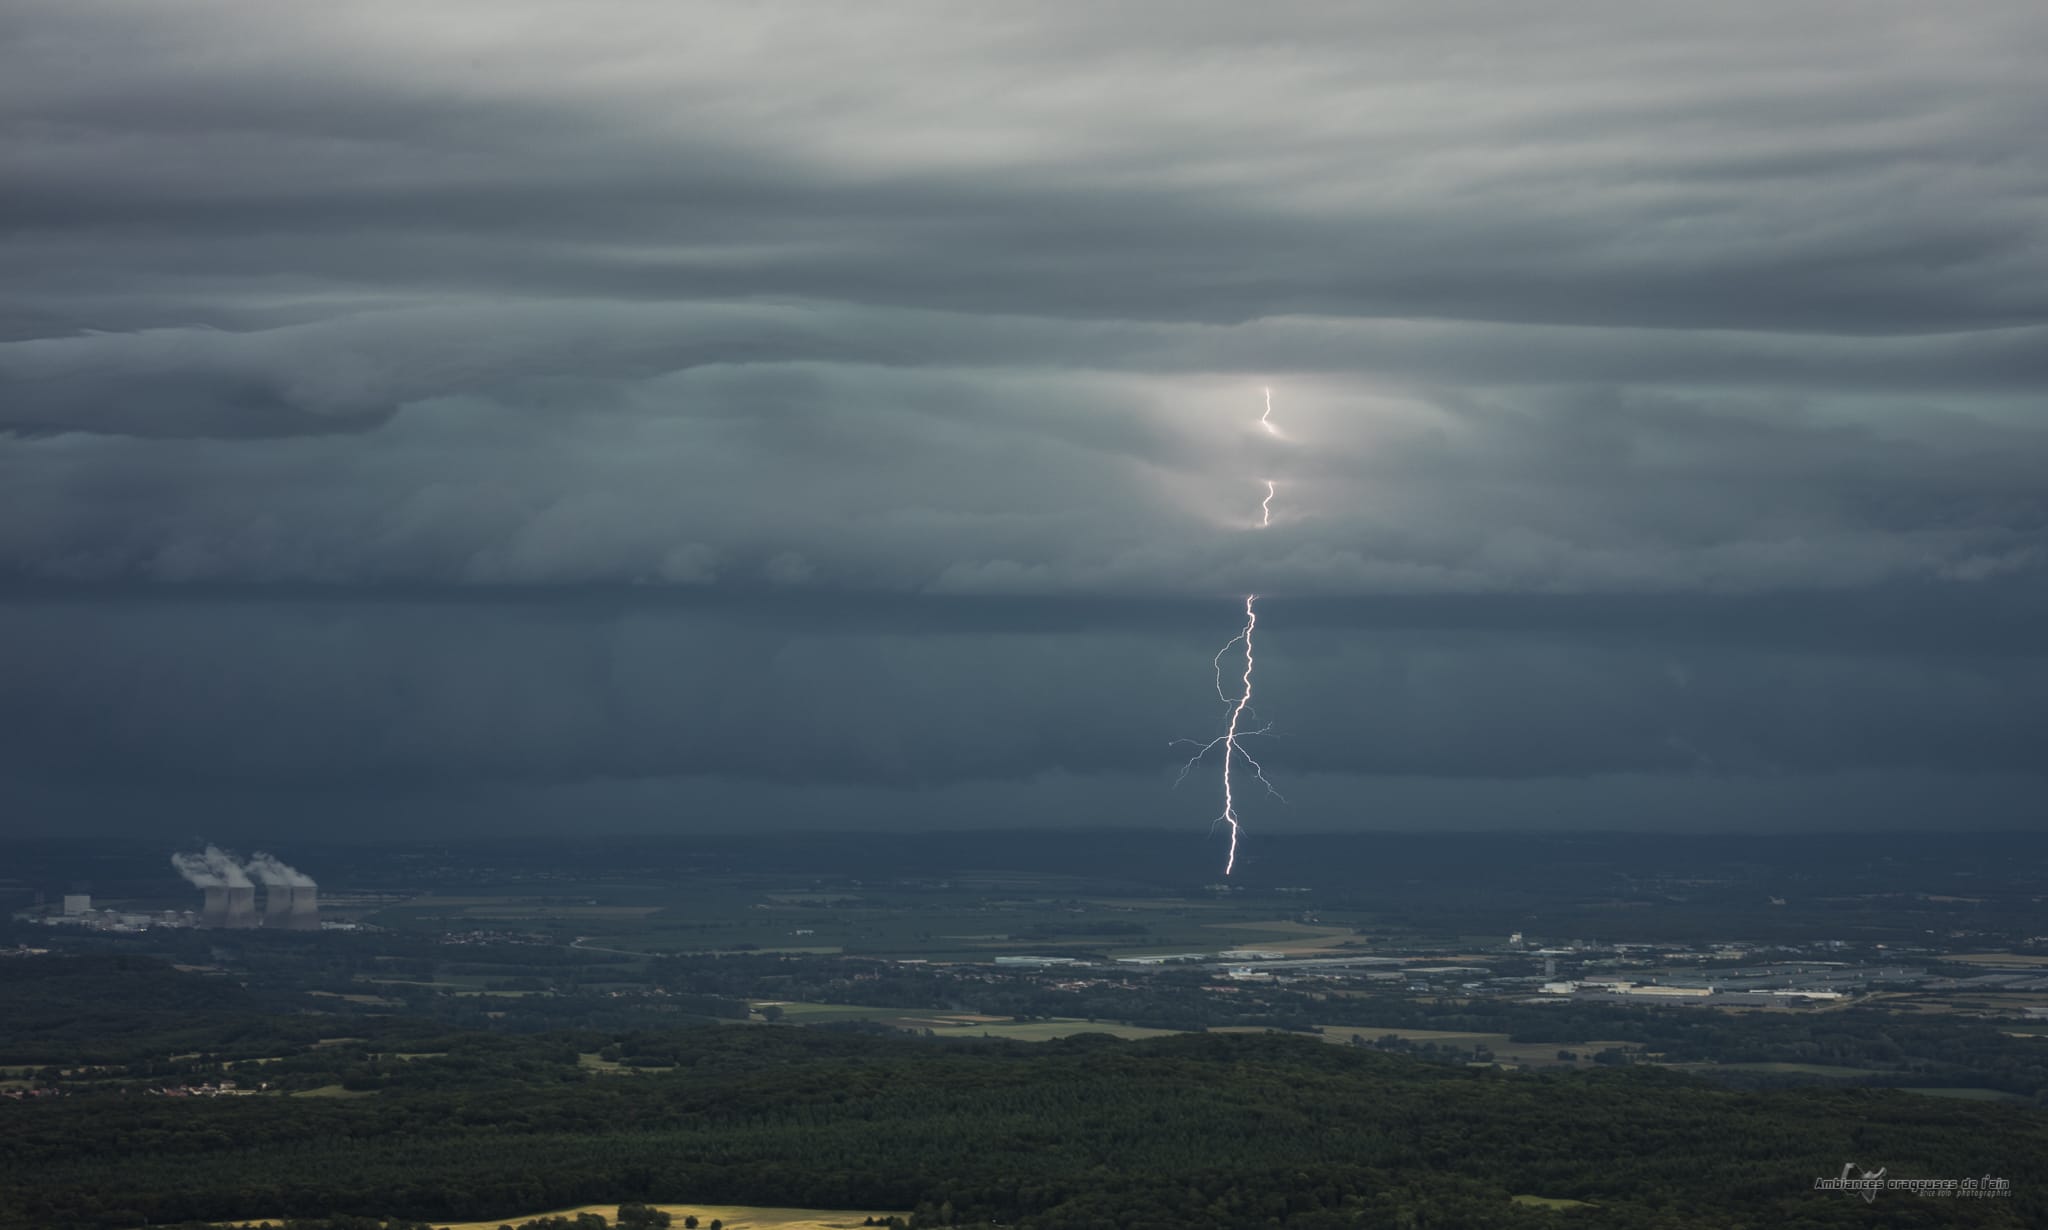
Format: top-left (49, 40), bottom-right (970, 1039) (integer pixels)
top-left (288, 885), bottom-right (320, 930)
top-left (246, 851), bottom-right (318, 931)
top-left (179, 846), bottom-right (316, 931)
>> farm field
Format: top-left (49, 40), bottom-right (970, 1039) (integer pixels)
top-left (1290, 1024), bottom-right (1641, 1066)
top-left (361, 874), bottom-right (1382, 963)
top-left (1899, 1087), bottom-right (2033, 1103)
top-left (747, 1010), bottom-right (1636, 1062)
top-left (229, 1203), bottom-right (903, 1230)
top-left (754, 1003), bottom-right (1182, 1041)
top-left (1684, 1061), bottom-right (1879, 1077)
top-left (899, 1018), bottom-right (1179, 1042)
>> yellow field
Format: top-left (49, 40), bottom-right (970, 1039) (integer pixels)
top-left (1512, 1194), bottom-right (1596, 1209)
top-left (576, 1052), bottom-right (630, 1073)
top-left (426, 1203), bottom-right (900, 1230)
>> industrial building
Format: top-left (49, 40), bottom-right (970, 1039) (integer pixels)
top-left (176, 848), bottom-right (320, 929)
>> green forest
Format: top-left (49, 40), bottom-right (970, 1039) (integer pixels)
top-left (5, 1017), bottom-right (2042, 1229)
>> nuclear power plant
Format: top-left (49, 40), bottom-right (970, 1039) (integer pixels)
top-left (267, 883), bottom-right (320, 931)
top-left (172, 847), bottom-right (320, 930)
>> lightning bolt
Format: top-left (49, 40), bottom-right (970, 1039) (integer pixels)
top-left (1172, 595), bottom-right (1281, 876)
top-left (1175, 388), bottom-right (1287, 875)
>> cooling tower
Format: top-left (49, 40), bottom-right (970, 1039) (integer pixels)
top-left (263, 884), bottom-right (293, 924)
top-left (225, 885), bottom-right (258, 928)
top-left (201, 886), bottom-right (229, 928)
top-left (287, 885), bottom-right (319, 930)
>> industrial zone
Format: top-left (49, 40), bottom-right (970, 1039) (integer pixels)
top-left (12, 846), bottom-right (320, 933)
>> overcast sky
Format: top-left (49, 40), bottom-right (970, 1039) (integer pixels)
top-left (4, 2), bottom-right (2044, 849)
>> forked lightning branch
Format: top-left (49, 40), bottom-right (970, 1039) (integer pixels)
top-left (1176, 388), bottom-right (1287, 874)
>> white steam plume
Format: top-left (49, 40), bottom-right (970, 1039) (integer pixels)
top-left (170, 850), bottom-right (222, 888)
top-left (204, 845), bottom-right (251, 887)
top-left (246, 852), bottom-right (316, 888)
top-left (171, 844), bottom-right (253, 888)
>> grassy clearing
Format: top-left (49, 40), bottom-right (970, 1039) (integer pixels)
top-left (230, 1204), bottom-right (901, 1230)
top-left (1297, 1025), bottom-right (1611, 1066)
top-left (577, 1052), bottom-right (629, 1073)
top-left (1690, 1062), bottom-right (1879, 1077)
top-left (291, 1085), bottom-right (375, 1098)
top-left (1511, 1195), bottom-right (1597, 1209)
top-left (1898, 1087), bottom-right (2032, 1103)
top-left (1200, 921), bottom-right (1366, 955)
top-left (435, 1203), bottom-right (896, 1230)
top-left (924, 1019), bottom-right (1180, 1042)
top-left (758, 1002), bottom-right (913, 1023)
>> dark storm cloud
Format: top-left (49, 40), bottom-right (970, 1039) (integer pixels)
top-left (6, 368), bottom-right (2039, 599)
top-left (7, 305), bottom-right (2048, 438)
top-left (3, 600), bottom-right (2041, 790)
top-left (6, 2), bottom-right (2046, 334)
top-left (2, 1), bottom-right (2045, 829)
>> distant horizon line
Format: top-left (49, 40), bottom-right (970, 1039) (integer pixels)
top-left (3, 825), bottom-right (2041, 846)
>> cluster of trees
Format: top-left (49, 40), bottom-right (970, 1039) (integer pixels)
top-left (493, 1206), bottom-right (675, 1230)
top-left (3, 1026), bottom-right (2042, 1229)
top-left (639, 952), bottom-right (2048, 1096)
top-left (1320, 993), bottom-right (2048, 1098)
top-left (14, 951), bottom-right (2048, 1109)
top-left (646, 953), bottom-right (1320, 1033)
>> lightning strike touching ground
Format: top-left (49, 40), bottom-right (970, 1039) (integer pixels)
top-left (1176, 388), bottom-right (1289, 874)
top-left (1216, 595), bottom-right (1268, 874)
top-left (1172, 595), bottom-right (1274, 875)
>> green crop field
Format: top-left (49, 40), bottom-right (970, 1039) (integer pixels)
top-left (1898, 1087), bottom-right (2032, 1102)
top-left (360, 874), bottom-right (1384, 965)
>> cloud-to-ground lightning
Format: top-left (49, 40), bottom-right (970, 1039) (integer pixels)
top-left (1176, 388), bottom-right (1287, 874)
top-left (1175, 595), bottom-right (1281, 875)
